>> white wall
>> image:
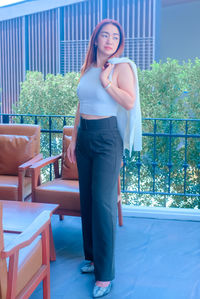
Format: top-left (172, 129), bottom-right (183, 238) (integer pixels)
top-left (160, 0), bottom-right (200, 62)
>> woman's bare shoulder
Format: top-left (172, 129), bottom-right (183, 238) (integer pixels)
top-left (114, 63), bottom-right (135, 83)
top-left (114, 62), bottom-right (133, 74)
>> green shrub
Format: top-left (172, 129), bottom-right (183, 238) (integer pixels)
top-left (125, 58), bottom-right (200, 208)
top-left (139, 58), bottom-right (200, 119)
top-left (13, 59), bottom-right (200, 208)
top-left (15, 71), bottom-right (79, 116)
top-left (15, 58), bottom-right (200, 119)
top-left (14, 71), bottom-right (79, 166)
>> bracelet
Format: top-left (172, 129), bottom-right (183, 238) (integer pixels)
top-left (104, 81), bottom-right (112, 90)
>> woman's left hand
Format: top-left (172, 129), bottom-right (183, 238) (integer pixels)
top-left (100, 62), bottom-right (114, 88)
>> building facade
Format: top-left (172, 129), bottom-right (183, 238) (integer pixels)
top-left (0, 0), bottom-right (160, 113)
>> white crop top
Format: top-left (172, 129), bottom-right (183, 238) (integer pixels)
top-left (77, 57), bottom-right (142, 154)
top-left (77, 66), bottom-right (117, 116)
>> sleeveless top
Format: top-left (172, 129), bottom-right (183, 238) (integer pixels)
top-left (77, 57), bottom-right (142, 155)
top-left (77, 66), bottom-right (118, 116)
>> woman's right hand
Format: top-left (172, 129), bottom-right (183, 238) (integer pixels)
top-left (67, 140), bottom-right (76, 164)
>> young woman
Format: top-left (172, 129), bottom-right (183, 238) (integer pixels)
top-left (67, 19), bottom-right (142, 298)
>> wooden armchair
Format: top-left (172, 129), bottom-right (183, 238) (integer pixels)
top-left (30, 126), bottom-right (123, 226)
top-left (0, 124), bottom-right (42, 201)
top-left (0, 202), bottom-right (51, 299)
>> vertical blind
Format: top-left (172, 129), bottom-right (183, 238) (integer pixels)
top-left (61, 0), bottom-right (156, 73)
top-left (27, 9), bottom-right (59, 75)
top-left (0, 18), bottom-right (25, 113)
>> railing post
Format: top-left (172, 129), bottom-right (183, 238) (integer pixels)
top-left (2, 114), bottom-right (9, 123)
top-left (49, 116), bottom-right (52, 180)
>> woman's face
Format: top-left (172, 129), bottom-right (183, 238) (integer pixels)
top-left (96, 23), bottom-right (120, 57)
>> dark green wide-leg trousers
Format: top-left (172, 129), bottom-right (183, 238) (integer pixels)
top-left (76, 116), bottom-right (123, 281)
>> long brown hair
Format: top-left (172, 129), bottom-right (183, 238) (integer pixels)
top-left (80, 19), bottom-right (125, 77)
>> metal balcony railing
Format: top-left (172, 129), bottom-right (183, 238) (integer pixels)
top-left (1, 113), bottom-right (199, 208)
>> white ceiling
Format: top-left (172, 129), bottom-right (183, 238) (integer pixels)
top-left (0, 0), bottom-right (25, 7)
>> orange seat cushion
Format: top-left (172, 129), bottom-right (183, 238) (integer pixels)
top-left (4, 232), bottom-right (42, 296)
top-left (35, 178), bottom-right (80, 211)
top-left (0, 175), bottom-right (31, 201)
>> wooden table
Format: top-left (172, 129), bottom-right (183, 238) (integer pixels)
top-left (2, 200), bottom-right (59, 261)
